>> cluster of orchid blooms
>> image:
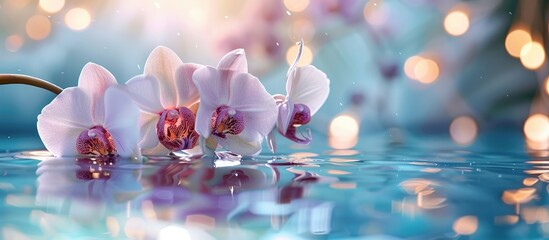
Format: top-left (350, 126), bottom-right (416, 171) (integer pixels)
top-left (36, 42), bottom-right (330, 159)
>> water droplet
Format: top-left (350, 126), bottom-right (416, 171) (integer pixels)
top-left (286, 11), bottom-right (291, 16)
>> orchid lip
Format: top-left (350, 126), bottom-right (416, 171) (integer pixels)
top-left (211, 105), bottom-right (245, 138)
top-left (157, 107), bottom-right (199, 151)
top-left (76, 125), bottom-right (117, 156)
top-left (280, 103), bottom-right (312, 144)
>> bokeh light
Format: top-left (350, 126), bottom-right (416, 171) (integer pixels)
top-left (494, 215), bottom-right (519, 225)
top-left (404, 55), bottom-right (423, 80)
top-left (363, 1), bottom-right (389, 27)
top-left (329, 115), bottom-right (359, 149)
top-left (39, 0), bottom-right (65, 13)
top-left (453, 215), bottom-right (478, 235)
top-left (124, 217), bottom-right (146, 239)
top-left (450, 116), bottom-right (478, 145)
top-left (505, 29), bottom-right (531, 58)
top-left (286, 44), bottom-right (313, 67)
top-left (5, 35), bottom-right (24, 52)
top-left (5, 0), bottom-right (31, 9)
top-left (414, 58), bottom-right (439, 84)
top-left (523, 178), bottom-right (538, 186)
top-left (25, 15), bottom-right (51, 40)
top-left (444, 11), bottom-right (470, 36)
top-left (65, 8), bottom-right (92, 31)
top-left (524, 114), bottom-right (549, 142)
top-left (291, 18), bottom-right (316, 42)
top-left (158, 225), bottom-right (191, 240)
top-left (187, 6), bottom-right (208, 26)
top-left (502, 188), bottom-right (536, 207)
top-left (283, 0), bottom-right (310, 12)
top-left (106, 216), bottom-right (120, 238)
top-left (519, 41), bottom-right (546, 70)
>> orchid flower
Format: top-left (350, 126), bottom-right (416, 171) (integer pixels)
top-left (267, 41), bottom-right (330, 153)
top-left (124, 46), bottom-right (201, 155)
top-left (37, 63), bottom-right (140, 158)
top-left (192, 49), bottom-right (277, 156)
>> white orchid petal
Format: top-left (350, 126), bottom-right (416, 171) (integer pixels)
top-left (193, 66), bottom-right (230, 106)
top-left (138, 113), bottom-right (160, 150)
top-left (276, 100), bottom-right (294, 135)
top-left (286, 65), bottom-right (330, 115)
top-left (266, 129), bottom-right (277, 154)
top-left (215, 135), bottom-right (262, 156)
top-left (217, 48), bottom-right (248, 73)
top-left (144, 46), bottom-right (183, 108)
top-left (193, 66), bottom-right (228, 139)
top-left (77, 63), bottom-right (118, 124)
top-left (287, 40), bottom-right (304, 78)
top-left (37, 87), bottom-right (93, 157)
top-left (194, 100), bottom-right (216, 139)
top-left (175, 63), bottom-right (201, 107)
top-left (124, 75), bottom-right (164, 114)
top-left (215, 49), bottom-right (248, 93)
top-left (228, 72), bottom-right (278, 138)
top-left (103, 87), bottom-right (140, 158)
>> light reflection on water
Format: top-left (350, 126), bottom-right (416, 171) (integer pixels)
top-left (0, 139), bottom-right (549, 239)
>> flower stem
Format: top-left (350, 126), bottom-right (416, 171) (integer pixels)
top-left (0, 74), bottom-right (63, 95)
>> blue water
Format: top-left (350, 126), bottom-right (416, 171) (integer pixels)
top-left (0, 131), bottom-right (548, 239)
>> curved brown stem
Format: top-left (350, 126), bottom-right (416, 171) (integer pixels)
top-left (0, 74), bottom-right (63, 95)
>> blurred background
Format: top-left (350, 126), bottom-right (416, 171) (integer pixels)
top-left (0, 0), bottom-right (548, 151)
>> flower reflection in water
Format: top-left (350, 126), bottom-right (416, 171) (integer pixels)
top-left (35, 156), bottom-right (143, 238)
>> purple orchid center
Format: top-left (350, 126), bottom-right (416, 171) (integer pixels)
top-left (211, 105), bottom-right (244, 138)
top-left (76, 125), bottom-right (117, 156)
top-left (157, 107), bottom-right (199, 151)
top-left (280, 103), bottom-right (312, 144)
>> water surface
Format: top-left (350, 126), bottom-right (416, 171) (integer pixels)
top-left (0, 132), bottom-right (548, 239)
